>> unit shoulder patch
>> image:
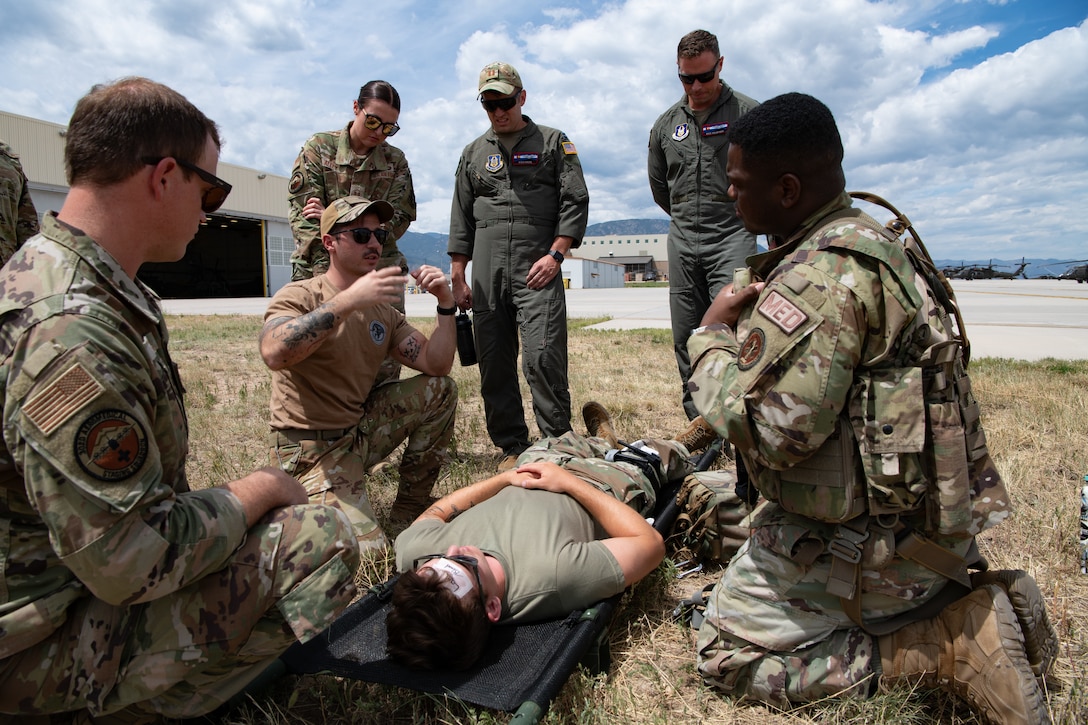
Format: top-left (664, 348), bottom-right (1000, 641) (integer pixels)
top-left (737, 328), bottom-right (766, 371)
top-left (288, 170), bottom-right (305, 195)
top-left (74, 409), bottom-right (149, 481)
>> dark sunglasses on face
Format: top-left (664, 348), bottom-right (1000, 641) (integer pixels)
top-left (143, 156), bottom-right (232, 213)
top-left (678, 62), bottom-right (720, 85)
top-left (335, 226), bottom-right (389, 245)
top-left (481, 95), bottom-right (519, 113)
top-left (414, 553), bottom-right (486, 607)
top-left (362, 113), bottom-right (400, 137)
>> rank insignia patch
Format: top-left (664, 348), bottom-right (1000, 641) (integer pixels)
top-left (75, 410), bottom-right (149, 481)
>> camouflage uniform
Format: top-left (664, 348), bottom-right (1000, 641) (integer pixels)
top-left (0, 141), bottom-right (39, 266)
top-left (448, 116), bottom-right (589, 455)
top-left (686, 193), bottom-right (1011, 706)
top-left (287, 123), bottom-right (416, 288)
top-left (0, 215), bottom-right (360, 719)
top-left (265, 276), bottom-right (457, 551)
top-left (647, 84), bottom-right (759, 419)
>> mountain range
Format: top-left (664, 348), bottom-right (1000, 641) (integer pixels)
top-left (396, 220), bottom-right (1087, 278)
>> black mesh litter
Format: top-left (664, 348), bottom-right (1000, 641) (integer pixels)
top-left (280, 471), bottom-right (694, 714)
top-left (280, 579), bottom-right (618, 712)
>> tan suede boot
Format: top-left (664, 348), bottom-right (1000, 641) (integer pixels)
top-left (582, 401), bottom-right (620, 449)
top-left (878, 584), bottom-right (1050, 725)
top-left (972, 569), bottom-right (1059, 682)
top-left (670, 415), bottom-right (717, 453)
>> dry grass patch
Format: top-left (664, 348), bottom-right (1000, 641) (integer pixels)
top-left (168, 315), bottom-right (1088, 724)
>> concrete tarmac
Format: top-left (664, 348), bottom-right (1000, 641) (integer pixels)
top-left (161, 278), bottom-right (1088, 361)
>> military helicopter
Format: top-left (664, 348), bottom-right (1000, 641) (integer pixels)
top-left (1058, 260), bottom-right (1088, 283)
top-left (947, 258), bottom-right (1029, 280)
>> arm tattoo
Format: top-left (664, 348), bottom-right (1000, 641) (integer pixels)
top-left (272, 307), bottom-right (337, 351)
top-left (400, 335), bottom-right (422, 363)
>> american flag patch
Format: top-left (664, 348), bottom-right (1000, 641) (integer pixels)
top-left (23, 363), bottom-right (104, 435)
top-left (562, 141), bottom-right (578, 155)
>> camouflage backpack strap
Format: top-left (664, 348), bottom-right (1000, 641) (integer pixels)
top-left (848, 190), bottom-right (972, 365)
top-left (827, 513), bottom-right (983, 635)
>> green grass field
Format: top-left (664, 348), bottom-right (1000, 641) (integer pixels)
top-left (168, 314), bottom-right (1088, 725)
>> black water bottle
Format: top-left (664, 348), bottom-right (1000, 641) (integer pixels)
top-left (456, 312), bottom-right (477, 366)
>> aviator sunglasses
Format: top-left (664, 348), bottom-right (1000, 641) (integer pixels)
top-left (481, 95), bottom-right (519, 113)
top-left (143, 157), bottom-right (232, 214)
top-left (335, 227), bottom-right (389, 245)
top-left (678, 59), bottom-right (721, 85)
top-left (362, 113), bottom-right (400, 137)
top-left (414, 553), bottom-right (486, 608)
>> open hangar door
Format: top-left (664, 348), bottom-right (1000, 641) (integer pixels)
top-left (137, 214), bottom-right (266, 298)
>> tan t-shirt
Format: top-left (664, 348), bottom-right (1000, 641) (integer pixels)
top-left (266, 275), bottom-right (416, 430)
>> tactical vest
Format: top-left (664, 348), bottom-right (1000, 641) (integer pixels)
top-left (754, 193), bottom-right (1009, 540)
top-left (744, 194), bottom-right (1013, 631)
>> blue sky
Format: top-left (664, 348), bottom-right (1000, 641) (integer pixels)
top-left (1, 0), bottom-right (1085, 260)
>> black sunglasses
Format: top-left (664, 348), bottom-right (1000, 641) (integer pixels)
top-left (143, 156), bottom-right (232, 213)
top-left (481, 95), bottom-right (519, 113)
top-left (362, 113), bottom-right (400, 137)
top-left (335, 227), bottom-right (389, 245)
top-left (414, 553), bottom-right (485, 607)
top-left (678, 61), bottom-right (720, 85)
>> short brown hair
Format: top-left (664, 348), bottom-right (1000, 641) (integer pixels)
top-left (677, 29), bottom-right (719, 60)
top-left (385, 568), bottom-right (492, 671)
top-left (64, 76), bottom-right (221, 187)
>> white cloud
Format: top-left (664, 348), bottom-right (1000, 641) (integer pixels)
top-left (0, 0), bottom-right (1085, 259)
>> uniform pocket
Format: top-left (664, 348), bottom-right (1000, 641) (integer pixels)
top-left (927, 401), bottom-right (972, 535)
top-left (851, 368), bottom-right (927, 516)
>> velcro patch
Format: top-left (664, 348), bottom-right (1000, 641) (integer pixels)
top-left (757, 290), bottom-right (808, 334)
top-left (737, 328), bottom-right (766, 370)
top-left (288, 170), bottom-right (305, 195)
top-left (75, 409), bottom-right (149, 481)
top-left (562, 141), bottom-right (578, 155)
top-left (23, 362), bottom-right (104, 436)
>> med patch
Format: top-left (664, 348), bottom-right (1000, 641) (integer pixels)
top-left (757, 290), bottom-right (808, 334)
top-left (75, 409), bottom-right (149, 481)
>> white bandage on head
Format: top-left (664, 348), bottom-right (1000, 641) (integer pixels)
top-left (427, 558), bottom-right (476, 600)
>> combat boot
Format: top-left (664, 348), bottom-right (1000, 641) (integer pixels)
top-left (878, 583), bottom-right (1050, 725)
top-left (670, 415), bottom-right (717, 453)
top-left (582, 401), bottom-right (620, 449)
top-left (972, 569), bottom-right (1059, 682)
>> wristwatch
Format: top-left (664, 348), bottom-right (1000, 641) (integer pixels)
top-left (548, 249), bottom-right (564, 263)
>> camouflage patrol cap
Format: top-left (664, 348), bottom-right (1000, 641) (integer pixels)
top-left (478, 62), bottom-right (522, 97)
top-left (320, 196), bottom-right (395, 237)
